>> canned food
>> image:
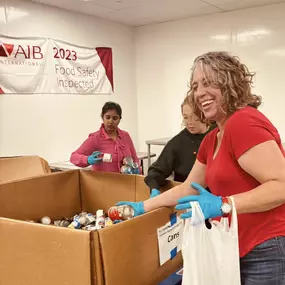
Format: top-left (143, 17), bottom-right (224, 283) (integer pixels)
top-left (54, 220), bottom-right (70, 227)
top-left (83, 225), bottom-right (98, 231)
top-left (95, 209), bottom-right (105, 229)
top-left (105, 217), bottom-right (113, 227)
top-left (41, 216), bottom-right (51, 225)
top-left (78, 216), bottom-right (88, 226)
top-left (120, 165), bottom-right (132, 174)
top-left (132, 162), bottom-right (139, 169)
top-left (108, 205), bottom-right (135, 221)
top-left (123, 156), bottom-right (134, 166)
top-left (74, 212), bottom-right (87, 221)
top-left (85, 213), bottom-right (96, 225)
top-left (68, 220), bottom-right (82, 229)
top-left (101, 153), bottom-right (112, 163)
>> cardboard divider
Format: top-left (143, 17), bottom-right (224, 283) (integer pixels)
top-left (0, 170), bottom-right (81, 221)
top-left (98, 207), bottom-right (183, 285)
top-left (0, 218), bottom-right (91, 285)
top-left (80, 171), bottom-right (137, 213)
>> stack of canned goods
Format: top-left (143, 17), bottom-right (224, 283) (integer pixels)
top-left (120, 157), bottom-right (140, 174)
top-left (26, 209), bottom-right (114, 230)
top-left (25, 204), bottom-right (138, 228)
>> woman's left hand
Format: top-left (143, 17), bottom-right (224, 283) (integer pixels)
top-left (176, 182), bottom-right (223, 220)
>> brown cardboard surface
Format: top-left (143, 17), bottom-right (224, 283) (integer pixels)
top-left (0, 155), bottom-right (51, 183)
top-left (80, 171), bottom-right (177, 212)
top-left (0, 170), bottom-right (81, 220)
top-left (0, 218), bottom-right (91, 285)
top-left (80, 170), bottom-right (137, 213)
top-left (91, 231), bottom-right (105, 285)
top-left (99, 207), bottom-right (183, 285)
top-left (40, 157), bottom-right (52, 173)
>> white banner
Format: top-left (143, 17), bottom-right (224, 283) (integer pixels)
top-left (0, 35), bottom-right (114, 94)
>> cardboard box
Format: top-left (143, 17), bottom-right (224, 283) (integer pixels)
top-left (0, 155), bottom-right (51, 183)
top-left (0, 170), bottom-right (182, 285)
top-left (159, 268), bottom-right (183, 285)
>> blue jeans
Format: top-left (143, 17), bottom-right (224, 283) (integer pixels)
top-left (240, 236), bottom-right (285, 284)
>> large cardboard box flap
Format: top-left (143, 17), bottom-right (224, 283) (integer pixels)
top-left (0, 170), bottom-right (81, 220)
top-left (0, 155), bottom-right (51, 183)
top-left (80, 171), bottom-right (150, 213)
top-left (0, 218), bottom-right (92, 285)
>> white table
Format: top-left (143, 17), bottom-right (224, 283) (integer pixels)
top-left (49, 151), bottom-right (156, 174)
top-left (145, 137), bottom-right (171, 168)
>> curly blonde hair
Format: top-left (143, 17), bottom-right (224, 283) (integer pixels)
top-left (188, 51), bottom-right (262, 121)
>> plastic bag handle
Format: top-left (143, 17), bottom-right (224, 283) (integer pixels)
top-left (189, 197), bottom-right (237, 231)
top-left (228, 196), bottom-right (238, 232)
top-left (189, 201), bottom-right (205, 226)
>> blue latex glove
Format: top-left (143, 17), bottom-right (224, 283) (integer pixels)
top-left (131, 167), bottom-right (140, 174)
top-left (150, 188), bottom-right (161, 198)
top-left (175, 182), bottom-right (222, 220)
top-left (115, 201), bottom-right (145, 217)
top-left (87, 151), bottom-right (102, 165)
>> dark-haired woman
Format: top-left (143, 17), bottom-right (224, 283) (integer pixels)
top-left (70, 101), bottom-right (140, 173)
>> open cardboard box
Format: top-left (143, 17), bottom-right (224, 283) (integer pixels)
top-left (0, 155), bottom-right (51, 183)
top-left (0, 170), bottom-right (182, 285)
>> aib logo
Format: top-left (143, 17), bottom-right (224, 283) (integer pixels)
top-left (0, 42), bottom-right (43, 59)
top-left (0, 43), bottom-right (14, 57)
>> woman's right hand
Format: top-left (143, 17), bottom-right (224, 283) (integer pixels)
top-left (87, 151), bottom-right (102, 165)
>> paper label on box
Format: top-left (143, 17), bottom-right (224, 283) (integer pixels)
top-left (157, 216), bottom-right (184, 266)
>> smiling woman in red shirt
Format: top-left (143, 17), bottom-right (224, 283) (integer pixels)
top-left (116, 52), bottom-right (285, 284)
top-left (70, 101), bottom-right (140, 173)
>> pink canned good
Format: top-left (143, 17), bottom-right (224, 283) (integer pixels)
top-left (108, 205), bottom-right (135, 221)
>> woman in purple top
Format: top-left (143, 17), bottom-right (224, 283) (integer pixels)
top-left (70, 102), bottom-right (140, 173)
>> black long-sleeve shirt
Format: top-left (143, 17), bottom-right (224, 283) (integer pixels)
top-left (144, 126), bottom-right (216, 190)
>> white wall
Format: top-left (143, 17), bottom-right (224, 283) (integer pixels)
top-left (135, 3), bottom-right (285, 160)
top-left (2, 1), bottom-right (285, 165)
top-left (0, 0), bottom-right (137, 162)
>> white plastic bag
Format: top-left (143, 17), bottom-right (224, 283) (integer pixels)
top-left (181, 198), bottom-right (241, 285)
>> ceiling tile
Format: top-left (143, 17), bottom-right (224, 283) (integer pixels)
top-left (203, 0), bottom-right (248, 5)
top-left (208, 0), bottom-right (285, 11)
top-left (32, 0), bottom-right (114, 16)
top-left (110, 0), bottom-right (222, 24)
top-left (102, 11), bottom-right (157, 26)
top-left (89, 0), bottom-right (153, 10)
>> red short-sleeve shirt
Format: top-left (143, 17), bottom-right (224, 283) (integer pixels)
top-left (197, 106), bottom-right (285, 257)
